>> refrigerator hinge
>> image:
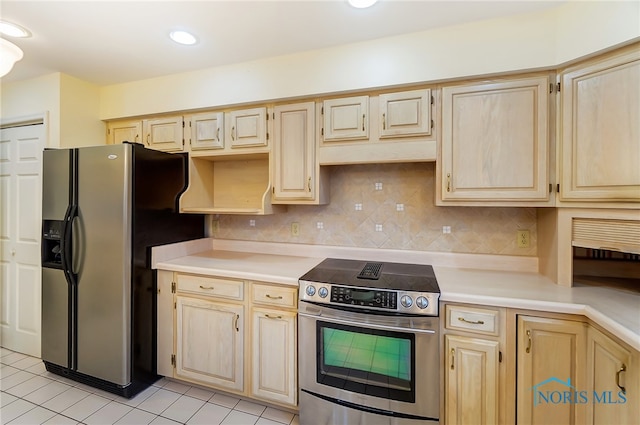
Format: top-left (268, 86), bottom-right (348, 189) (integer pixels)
top-left (171, 281), bottom-right (176, 293)
top-left (171, 354), bottom-right (176, 367)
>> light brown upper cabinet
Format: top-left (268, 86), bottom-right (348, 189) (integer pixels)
top-left (379, 89), bottom-right (432, 138)
top-left (142, 116), bottom-right (184, 152)
top-left (107, 119), bottom-right (142, 145)
top-left (322, 95), bottom-right (369, 142)
top-left (272, 102), bottom-right (329, 205)
top-left (438, 74), bottom-right (552, 206)
top-left (559, 44), bottom-right (640, 203)
top-left (227, 107), bottom-right (268, 148)
top-left (187, 112), bottom-right (224, 151)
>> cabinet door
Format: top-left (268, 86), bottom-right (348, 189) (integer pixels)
top-left (440, 75), bottom-right (550, 202)
top-left (273, 102), bottom-right (315, 201)
top-left (227, 107), bottom-right (268, 148)
top-left (251, 308), bottom-right (297, 406)
top-left (188, 112), bottom-right (224, 151)
top-left (445, 335), bottom-right (499, 425)
top-left (322, 96), bottom-right (369, 141)
top-left (586, 327), bottom-right (637, 425)
top-left (143, 116), bottom-right (184, 152)
top-left (107, 120), bottom-right (142, 145)
top-left (560, 46), bottom-right (640, 201)
top-left (517, 315), bottom-right (587, 425)
top-left (379, 89), bottom-right (431, 138)
top-left (175, 296), bottom-right (243, 391)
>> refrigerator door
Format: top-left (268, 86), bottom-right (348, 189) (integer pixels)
top-left (75, 144), bottom-right (132, 385)
top-left (41, 149), bottom-right (72, 368)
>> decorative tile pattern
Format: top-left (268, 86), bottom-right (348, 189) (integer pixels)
top-left (215, 163), bottom-right (537, 256)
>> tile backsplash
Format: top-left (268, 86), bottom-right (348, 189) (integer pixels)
top-left (212, 162), bottom-right (537, 256)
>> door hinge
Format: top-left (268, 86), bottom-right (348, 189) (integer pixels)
top-left (557, 183), bottom-right (560, 193)
top-left (107, 128), bottom-right (111, 135)
top-left (321, 128), bottom-right (324, 136)
top-left (549, 83), bottom-right (554, 94)
top-left (174, 301), bottom-right (177, 309)
top-left (321, 106), bottom-right (324, 115)
top-left (556, 82), bottom-right (561, 92)
top-left (431, 95), bottom-right (434, 105)
top-left (549, 183), bottom-right (553, 193)
top-left (266, 132), bottom-right (269, 141)
top-left (272, 187), bottom-right (275, 194)
top-left (171, 281), bottom-right (176, 293)
top-left (171, 354), bottom-right (176, 367)
top-left (431, 119), bottom-right (434, 129)
top-left (182, 121), bottom-right (185, 128)
top-left (499, 351), bottom-right (503, 363)
top-left (272, 112), bottom-right (275, 120)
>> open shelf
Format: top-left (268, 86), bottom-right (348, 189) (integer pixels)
top-left (180, 154), bottom-right (286, 215)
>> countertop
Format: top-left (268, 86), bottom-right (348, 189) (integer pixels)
top-left (152, 239), bottom-right (640, 351)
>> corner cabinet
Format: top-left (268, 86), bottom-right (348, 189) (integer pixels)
top-left (559, 44), bottom-right (640, 203)
top-left (272, 102), bottom-right (329, 205)
top-left (437, 74), bottom-right (552, 206)
top-left (516, 315), bottom-right (587, 425)
top-left (158, 271), bottom-right (299, 409)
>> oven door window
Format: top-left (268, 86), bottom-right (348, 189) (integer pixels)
top-left (316, 320), bottom-right (415, 403)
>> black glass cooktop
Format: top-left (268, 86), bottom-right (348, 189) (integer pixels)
top-left (299, 258), bottom-right (440, 293)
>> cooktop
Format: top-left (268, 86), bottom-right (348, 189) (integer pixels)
top-left (299, 258), bottom-right (440, 316)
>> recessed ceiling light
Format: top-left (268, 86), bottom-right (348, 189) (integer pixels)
top-left (347, 0), bottom-right (378, 8)
top-left (169, 30), bottom-right (197, 45)
top-left (0, 20), bottom-right (31, 38)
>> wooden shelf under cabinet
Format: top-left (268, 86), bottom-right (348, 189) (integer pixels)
top-left (179, 154), bottom-right (286, 215)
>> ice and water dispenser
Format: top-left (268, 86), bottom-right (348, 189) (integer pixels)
top-left (42, 220), bottom-right (64, 268)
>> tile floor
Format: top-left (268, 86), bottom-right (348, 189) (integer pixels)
top-left (1, 348), bottom-right (299, 425)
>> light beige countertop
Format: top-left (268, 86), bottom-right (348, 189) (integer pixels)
top-left (152, 238), bottom-right (640, 350)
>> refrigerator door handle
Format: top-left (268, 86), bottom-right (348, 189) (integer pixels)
top-left (61, 203), bottom-right (78, 287)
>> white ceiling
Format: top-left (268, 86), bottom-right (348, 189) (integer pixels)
top-left (0, 1), bottom-right (564, 86)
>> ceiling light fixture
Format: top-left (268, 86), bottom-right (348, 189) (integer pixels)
top-left (0, 20), bottom-right (31, 38)
top-left (169, 30), bottom-right (197, 45)
top-left (0, 38), bottom-right (24, 77)
top-left (347, 0), bottom-right (378, 8)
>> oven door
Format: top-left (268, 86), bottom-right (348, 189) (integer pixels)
top-left (298, 301), bottom-right (439, 423)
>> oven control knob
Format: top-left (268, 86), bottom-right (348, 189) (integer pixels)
top-left (400, 295), bottom-right (413, 308)
top-left (318, 287), bottom-right (329, 298)
top-left (416, 296), bottom-right (429, 309)
top-left (305, 285), bottom-right (316, 297)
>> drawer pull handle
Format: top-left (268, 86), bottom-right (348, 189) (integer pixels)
top-left (450, 348), bottom-right (455, 370)
top-left (266, 314), bottom-right (282, 319)
top-left (199, 285), bottom-right (214, 290)
top-left (266, 294), bottom-right (283, 300)
top-left (616, 364), bottom-right (626, 394)
top-left (458, 317), bottom-right (485, 325)
top-left (526, 330), bottom-right (532, 354)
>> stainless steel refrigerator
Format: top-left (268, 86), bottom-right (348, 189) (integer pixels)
top-left (41, 143), bottom-right (203, 398)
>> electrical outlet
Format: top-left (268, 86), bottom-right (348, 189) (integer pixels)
top-left (517, 230), bottom-right (530, 248)
top-left (291, 222), bottom-right (300, 237)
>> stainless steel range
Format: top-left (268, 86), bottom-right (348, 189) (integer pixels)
top-left (298, 258), bottom-right (441, 425)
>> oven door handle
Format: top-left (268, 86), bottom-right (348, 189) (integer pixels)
top-left (298, 311), bottom-right (436, 335)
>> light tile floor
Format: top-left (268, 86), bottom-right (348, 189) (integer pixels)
top-left (1, 348), bottom-right (299, 425)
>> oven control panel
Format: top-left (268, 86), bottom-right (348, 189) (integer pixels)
top-left (299, 281), bottom-right (439, 316)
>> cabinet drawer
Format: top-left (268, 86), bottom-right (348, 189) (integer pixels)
top-left (251, 284), bottom-right (297, 308)
top-left (176, 274), bottom-right (244, 301)
top-left (446, 305), bottom-right (499, 336)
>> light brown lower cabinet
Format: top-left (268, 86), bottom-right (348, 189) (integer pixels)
top-left (156, 271), bottom-right (299, 409)
top-left (445, 335), bottom-right (499, 424)
top-left (585, 326), bottom-right (639, 425)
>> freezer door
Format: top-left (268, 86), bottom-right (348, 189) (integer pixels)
top-left (75, 144), bottom-right (132, 385)
top-left (41, 149), bottom-right (71, 368)
top-left (41, 268), bottom-right (69, 367)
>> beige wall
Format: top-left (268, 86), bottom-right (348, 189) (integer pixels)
top-left (214, 163), bottom-right (538, 256)
top-left (0, 73), bottom-right (103, 148)
top-left (99, 1), bottom-right (640, 119)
